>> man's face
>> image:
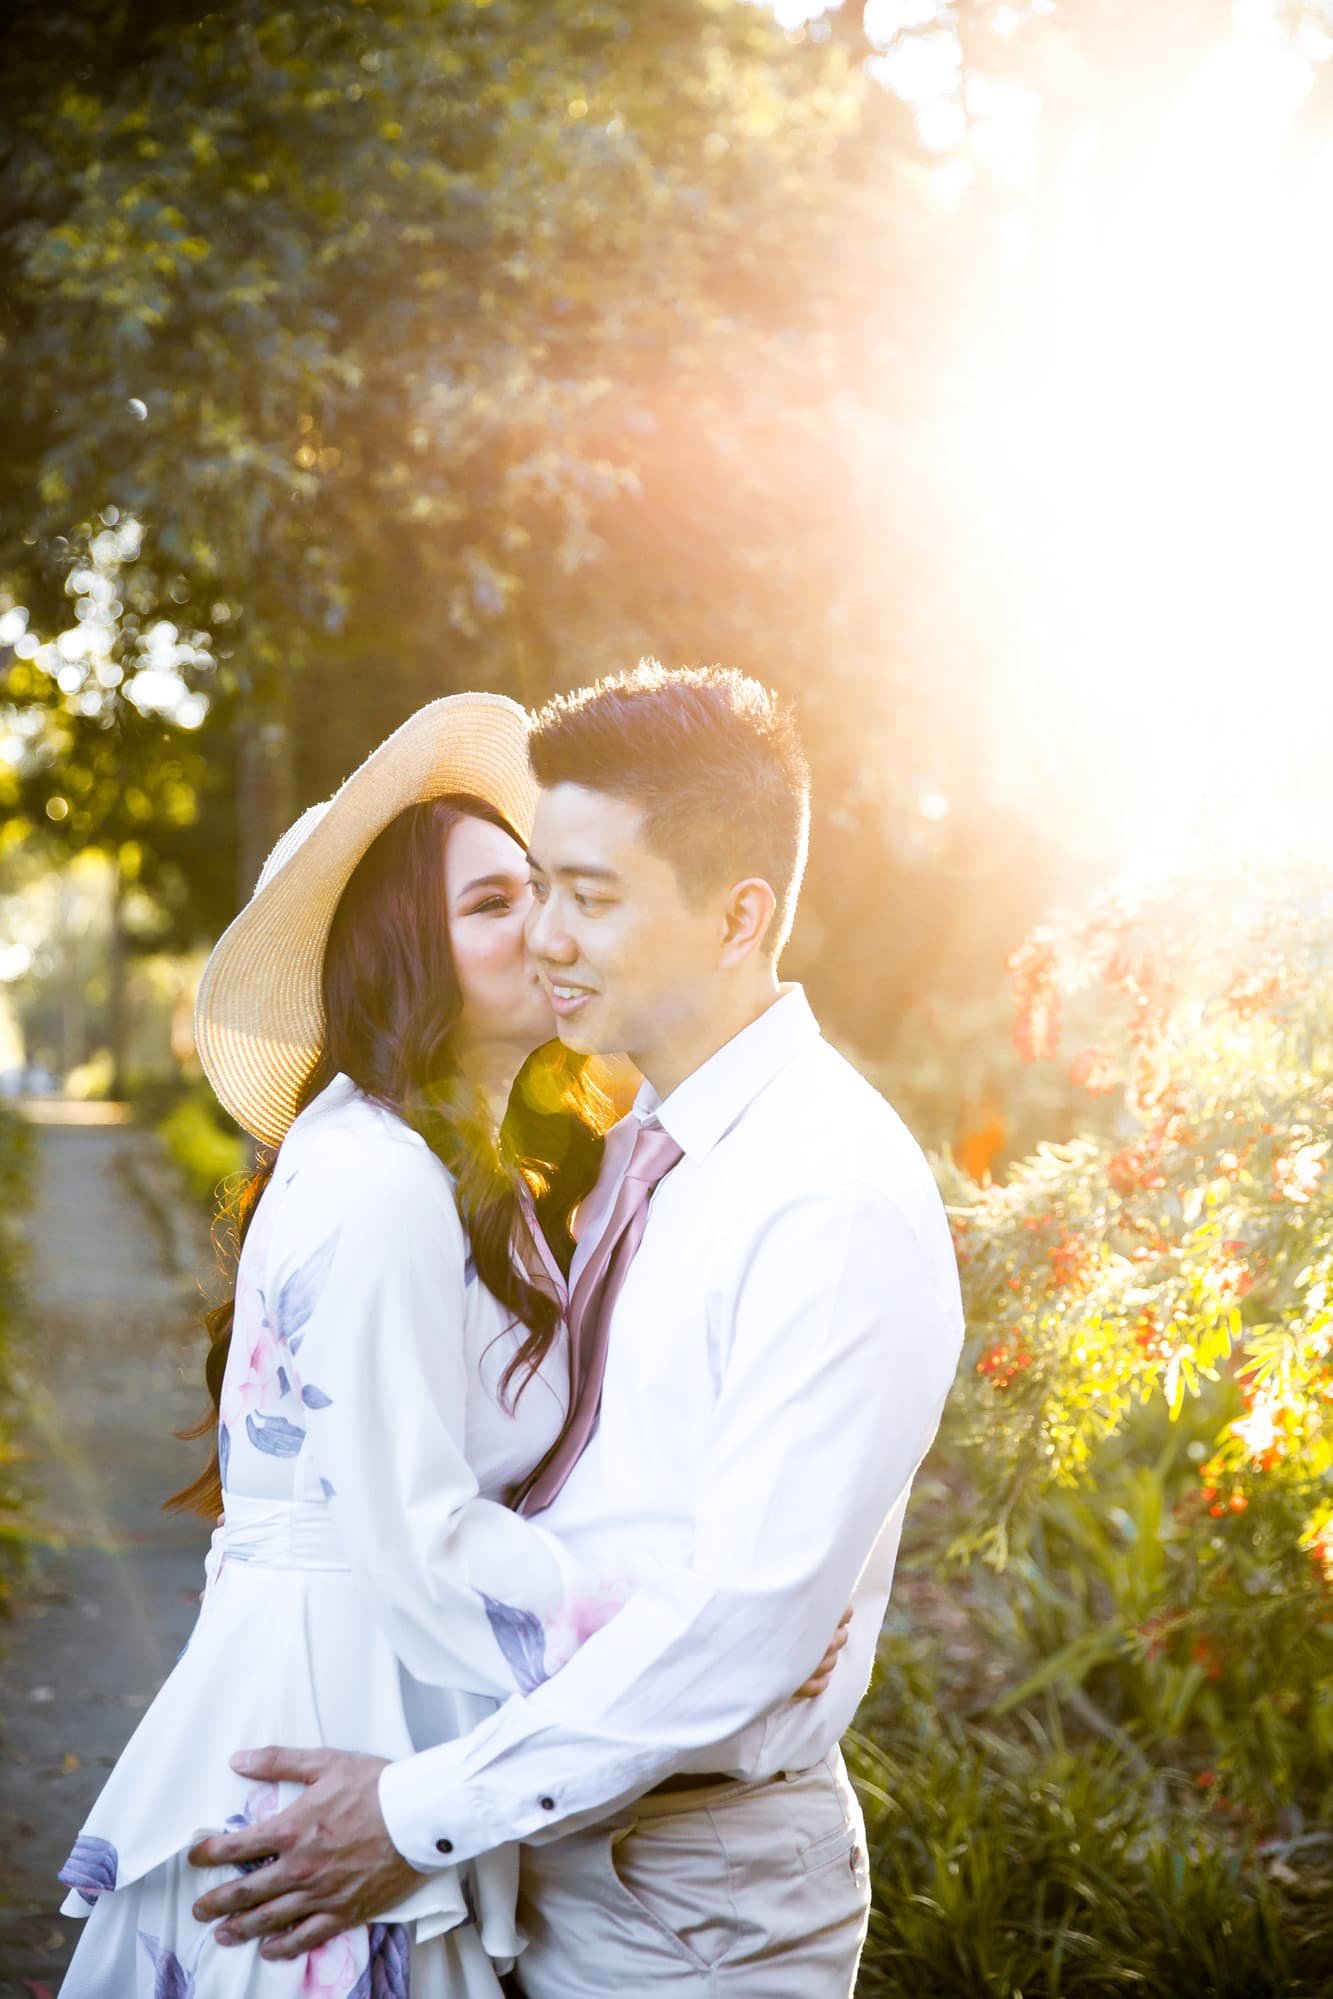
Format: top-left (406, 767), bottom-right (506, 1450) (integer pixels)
top-left (525, 783), bottom-right (724, 1068)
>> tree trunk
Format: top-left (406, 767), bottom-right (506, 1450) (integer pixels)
top-left (57, 873), bottom-right (83, 1086)
top-left (234, 698), bottom-right (296, 914)
top-left (106, 855), bottom-right (129, 1100)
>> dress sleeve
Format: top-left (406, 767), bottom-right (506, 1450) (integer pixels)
top-left (263, 1127), bottom-right (621, 1698)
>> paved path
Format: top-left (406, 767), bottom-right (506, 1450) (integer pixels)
top-left (0, 1113), bottom-right (219, 1996)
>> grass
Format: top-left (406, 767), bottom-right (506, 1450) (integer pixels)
top-left (849, 1394), bottom-right (1333, 1997)
top-left (849, 1676), bottom-right (1332, 1997)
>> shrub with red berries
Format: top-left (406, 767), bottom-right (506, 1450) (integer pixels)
top-left (940, 876), bottom-right (1332, 1576)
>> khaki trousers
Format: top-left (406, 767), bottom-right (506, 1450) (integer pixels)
top-left (512, 1750), bottom-right (869, 1996)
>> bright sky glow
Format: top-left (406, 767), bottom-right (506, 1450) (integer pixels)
top-left (869, 28), bottom-right (959, 108)
top-left (885, 6), bottom-right (1333, 877)
top-left (865, 0), bottom-right (945, 36)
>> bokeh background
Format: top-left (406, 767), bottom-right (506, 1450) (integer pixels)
top-left (1, 2), bottom-right (1331, 1992)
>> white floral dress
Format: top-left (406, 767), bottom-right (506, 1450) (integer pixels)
top-left (57, 1076), bottom-right (627, 1999)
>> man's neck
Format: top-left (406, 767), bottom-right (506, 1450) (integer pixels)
top-left (633, 974), bottom-right (785, 1102)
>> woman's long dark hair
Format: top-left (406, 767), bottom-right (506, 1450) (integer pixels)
top-left (169, 793), bottom-right (611, 1518)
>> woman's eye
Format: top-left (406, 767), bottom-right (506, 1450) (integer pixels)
top-left (473, 895), bottom-right (510, 914)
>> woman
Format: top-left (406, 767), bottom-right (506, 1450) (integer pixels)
top-left (56, 693), bottom-right (841, 1997)
top-left (56, 694), bottom-right (626, 1997)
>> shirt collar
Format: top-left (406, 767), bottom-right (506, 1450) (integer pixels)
top-left (632, 985), bottom-right (820, 1161)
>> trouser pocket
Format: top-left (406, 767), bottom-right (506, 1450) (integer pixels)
top-left (607, 1812), bottom-right (736, 1971)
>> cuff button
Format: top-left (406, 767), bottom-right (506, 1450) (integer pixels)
top-left (436, 1837), bottom-right (454, 1854)
top-left (539, 1796), bottom-right (556, 1812)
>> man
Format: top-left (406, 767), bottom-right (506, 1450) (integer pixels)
top-left (191, 663), bottom-right (965, 1994)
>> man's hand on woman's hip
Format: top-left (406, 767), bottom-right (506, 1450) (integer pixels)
top-left (188, 1746), bottom-right (422, 1959)
top-left (186, 1602), bottom-right (853, 1960)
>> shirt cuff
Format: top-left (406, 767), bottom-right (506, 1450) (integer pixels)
top-left (378, 1741), bottom-right (514, 1871)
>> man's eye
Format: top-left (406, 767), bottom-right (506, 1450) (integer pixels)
top-left (529, 878), bottom-right (549, 902)
top-left (574, 893), bottom-right (610, 914)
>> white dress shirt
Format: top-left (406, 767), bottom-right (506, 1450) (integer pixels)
top-left (379, 986), bottom-right (964, 1870)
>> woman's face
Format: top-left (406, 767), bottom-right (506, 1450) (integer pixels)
top-left (445, 813), bottom-right (554, 1054)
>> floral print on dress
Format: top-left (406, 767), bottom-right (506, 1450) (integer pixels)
top-left (275, 1230), bottom-right (340, 1352)
top-left (300, 1931), bottom-right (365, 1996)
top-left (478, 1591), bottom-right (550, 1693)
top-left (225, 1779), bottom-right (282, 1874)
top-left (219, 1304), bottom-right (285, 1432)
top-left (477, 1576), bottom-right (632, 1691)
top-left (57, 1831), bottom-right (118, 1904)
top-left (139, 1929), bottom-right (199, 1999)
top-left (358, 1923), bottom-right (411, 1999)
top-left (296, 1920), bottom-right (409, 1998)
top-left (540, 1578), bottom-right (632, 1676)
top-left (218, 1227), bottom-right (340, 1481)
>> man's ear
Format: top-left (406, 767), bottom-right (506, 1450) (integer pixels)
top-left (719, 877), bottom-right (777, 967)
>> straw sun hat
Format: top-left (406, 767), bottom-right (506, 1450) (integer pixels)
top-left (194, 692), bottom-right (538, 1147)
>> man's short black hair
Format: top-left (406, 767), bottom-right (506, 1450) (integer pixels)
top-left (529, 661), bottom-right (810, 957)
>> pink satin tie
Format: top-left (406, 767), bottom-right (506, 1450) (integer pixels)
top-left (517, 1122), bottom-right (684, 1515)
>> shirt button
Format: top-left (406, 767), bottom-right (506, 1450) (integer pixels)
top-left (436, 1837), bottom-right (454, 1854)
top-left (539, 1796), bottom-right (556, 1812)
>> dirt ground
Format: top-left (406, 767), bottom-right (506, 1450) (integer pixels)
top-left (0, 1110), bottom-right (218, 1996)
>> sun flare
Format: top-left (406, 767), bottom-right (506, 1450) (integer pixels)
top-left (881, 5), bottom-right (1333, 874)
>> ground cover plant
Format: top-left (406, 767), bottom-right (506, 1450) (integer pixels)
top-left (851, 877), bottom-right (1333, 1996)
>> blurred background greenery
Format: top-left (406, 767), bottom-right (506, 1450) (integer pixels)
top-left (2, 1), bottom-right (1331, 1990)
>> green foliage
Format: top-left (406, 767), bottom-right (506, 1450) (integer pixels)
top-left (0, 0), bottom-right (1066, 1031)
top-left (848, 881), bottom-right (1333, 1996)
top-left (941, 882), bottom-right (1333, 1571)
top-left (852, 1405), bottom-right (1333, 1992)
top-left (908, 1395), bottom-right (1333, 1811)
top-left (0, 1103), bottom-right (35, 1601)
top-left (158, 1082), bottom-right (246, 1206)
top-left (1, 515), bottom-right (238, 947)
top-left (1, 0), bottom-right (875, 693)
top-left (849, 1675), bottom-right (1332, 1997)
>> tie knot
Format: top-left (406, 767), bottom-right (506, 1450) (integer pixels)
top-left (623, 1122), bottom-right (684, 1188)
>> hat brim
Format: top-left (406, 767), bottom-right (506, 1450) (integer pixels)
top-left (194, 692), bottom-right (537, 1146)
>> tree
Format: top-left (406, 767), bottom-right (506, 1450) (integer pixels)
top-left (1, 6), bottom-right (869, 855)
top-left (0, 0), bottom-right (1070, 1043)
top-left (9, 0), bottom-right (1325, 1049)
top-left (1, 513), bottom-right (229, 1083)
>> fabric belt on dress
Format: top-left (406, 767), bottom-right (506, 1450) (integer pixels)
top-left (218, 1494), bottom-right (351, 1571)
